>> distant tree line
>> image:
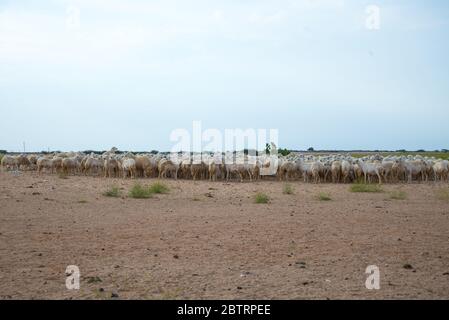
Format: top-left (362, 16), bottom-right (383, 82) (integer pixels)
top-left (1, 148), bottom-right (448, 155)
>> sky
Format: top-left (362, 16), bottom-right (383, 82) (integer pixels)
top-left (1, 0), bottom-right (448, 152)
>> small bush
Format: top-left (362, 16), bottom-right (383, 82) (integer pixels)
top-left (103, 186), bottom-right (121, 198)
top-left (255, 193), bottom-right (269, 204)
top-left (350, 183), bottom-right (383, 193)
top-left (278, 148), bottom-right (291, 156)
top-left (149, 182), bottom-right (170, 194)
top-left (436, 189), bottom-right (449, 201)
top-left (317, 192), bottom-right (332, 201)
top-left (283, 184), bottom-right (294, 195)
top-left (86, 276), bottom-right (102, 284)
top-left (390, 191), bottom-right (407, 200)
top-left (129, 184), bottom-right (152, 199)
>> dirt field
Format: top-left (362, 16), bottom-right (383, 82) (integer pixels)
top-left (0, 171), bottom-right (448, 300)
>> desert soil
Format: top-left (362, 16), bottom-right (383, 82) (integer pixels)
top-left (0, 171), bottom-right (448, 300)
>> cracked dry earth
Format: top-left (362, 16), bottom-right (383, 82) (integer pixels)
top-left (0, 171), bottom-right (449, 299)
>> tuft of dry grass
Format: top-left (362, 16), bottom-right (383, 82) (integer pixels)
top-left (149, 181), bottom-right (170, 194)
top-left (160, 288), bottom-right (183, 300)
top-left (255, 193), bottom-right (269, 204)
top-left (317, 192), bottom-right (332, 201)
top-left (283, 184), bottom-right (294, 195)
top-left (389, 191), bottom-right (407, 200)
top-left (350, 183), bottom-right (383, 193)
top-left (436, 188), bottom-right (449, 201)
top-left (86, 276), bottom-right (102, 284)
top-left (129, 184), bottom-right (152, 199)
top-left (103, 186), bottom-right (121, 198)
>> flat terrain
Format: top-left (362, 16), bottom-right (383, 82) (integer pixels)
top-left (0, 171), bottom-right (448, 299)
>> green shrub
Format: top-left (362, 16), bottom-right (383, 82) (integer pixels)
top-left (129, 184), bottom-right (152, 199)
top-left (350, 183), bottom-right (383, 193)
top-left (103, 186), bottom-right (121, 198)
top-left (149, 182), bottom-right (170, 194)
top-left (317, 192), bottom-right (332, 201)
top-left (283, 184), bottom-right (294, 195)
top-left (255, 193), bottom-right (269, 204)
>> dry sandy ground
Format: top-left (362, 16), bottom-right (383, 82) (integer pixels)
top-left (0, 171), bottom-right (448, 300)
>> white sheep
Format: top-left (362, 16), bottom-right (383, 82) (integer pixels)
top-left (37, 157), bottom-right (54, 174)
top-left (122, 158), bottom-right (137, 179)
top-left (357, 160), bottom-right (383, 184)
top-left (331, 161), bottom-right (342, 183)
top-left (1, 155), bottom-right (18, 172)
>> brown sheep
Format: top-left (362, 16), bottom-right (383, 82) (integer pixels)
top-left (158, 159), bottom-right (179, 179)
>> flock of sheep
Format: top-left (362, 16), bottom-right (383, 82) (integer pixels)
top-left (1, 150), bottom-right (448, 184)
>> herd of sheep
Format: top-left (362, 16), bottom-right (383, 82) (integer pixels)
top-left (1, 151), bottom-right (448, 184)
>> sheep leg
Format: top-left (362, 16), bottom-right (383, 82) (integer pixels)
top-left (377, 172), bottom-right (382, 185)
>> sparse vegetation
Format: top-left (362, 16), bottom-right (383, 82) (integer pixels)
top-left (103, 186), bottom-right (121, 198)
top-left (160, 288), bottom-right (183, 300)
top-left (350, 183), bottom-right (383, 193)
top-left (85, 276), bottom-right (102, 284)
top-left (351, 151), bottom-right (449, 160)
top-left (129, 184), bottom-right (152, 199)
top-left (278, 148), bottom-right (291, 156)
top-left (283, 184), bottom-right (294, 195)
top-left (436, 188), bottom-right (449, 201)
top-left (255, 192), bottom-right (269, 204)
top-left (317, 192), bottom-right (332, 201)
top-left (149, 181), bottom-right (170, 194)
top-left (78, 200), bottom-right (88, 204)
top-left (390, 191), bottom-right (407, 200)
top-left (58, 173), bottom-right (69, 179)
